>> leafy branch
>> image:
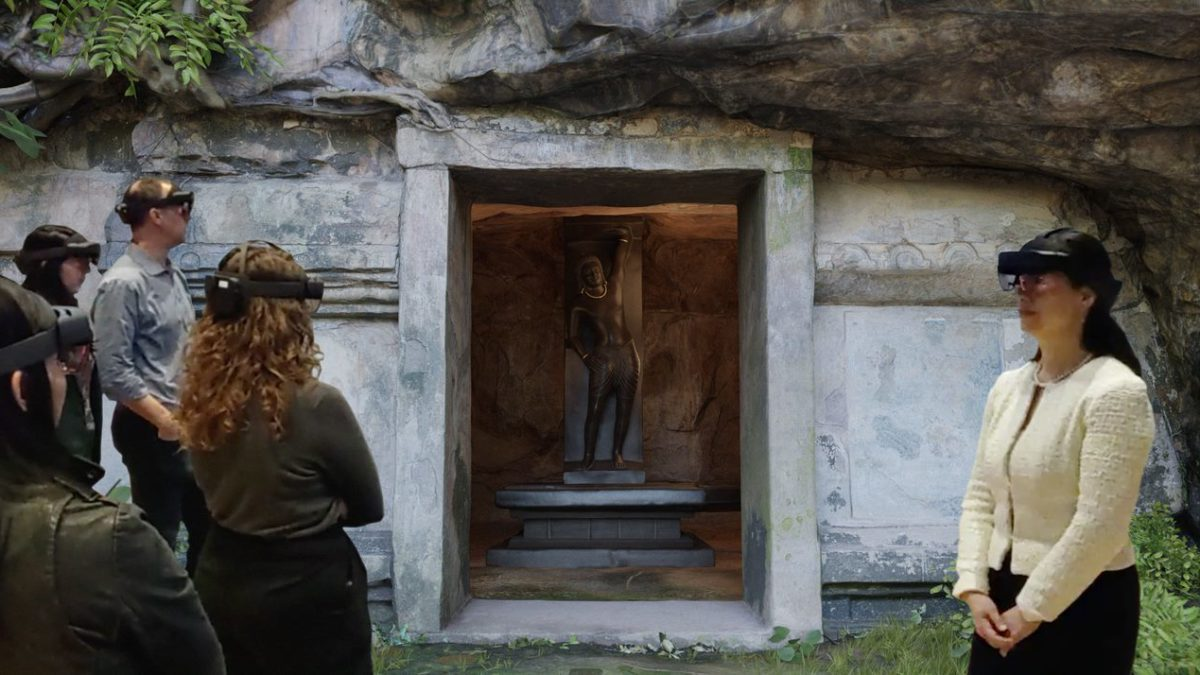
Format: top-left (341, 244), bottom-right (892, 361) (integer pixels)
top-left (0, 107), bottom-right (44, 168)
top-left (12, 0), bottom-right (261, 91)
top-left (0, 0), bottom-right (266, 160)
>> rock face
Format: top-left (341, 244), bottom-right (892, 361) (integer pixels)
top-left (270, 0), bottom-right (1196, 528)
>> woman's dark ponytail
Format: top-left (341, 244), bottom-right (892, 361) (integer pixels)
top-left (1082, 306), bottom-right (1141, 377)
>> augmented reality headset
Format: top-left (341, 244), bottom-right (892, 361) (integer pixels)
top-left (16, 241), bottom-right (101, 265)
top-left (115, 190), bottom-right (194, 217)
top-left (0, 306), bottom-right (93, 375)
top-left (996, 248), bottom-right (1073, 291)
top-left (997, 248), bottom-right (1123, 300)
top-left (149, 191), bottom-right (194, 209)
top-left (203, 241), bottom-right (324, 320)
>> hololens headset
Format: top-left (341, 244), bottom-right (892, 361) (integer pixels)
top-left (114, 188), bottom-right (194, 220)
top-left (203, 241), bottom-right (324, 320)
top-left (996, 227), bottom-right (1123, 300)
top-left (15, 240), bottom-right (101, 266)
top-left (0, 305), bottom-right (93, 375)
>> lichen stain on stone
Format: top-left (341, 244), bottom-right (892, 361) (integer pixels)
top-left (783, 168), bottom-right (807, 189)
top-left (401, 371), bottom-right (426, 391)
top-left (767, 225), bottom-right (792, 254)
top-left (780, 516), bottom-right (795, 532)
top-left (819, 528), bottom-right (861, 545)
top-left (923, 317), bottom-right (947, 345)
top-left (872, 415), bottom-right (921, 460)
top-left (818, 434), bottom-right (842, 470)
top-left (787, 147), bottom-right (813, 172)
top-left (825, 488), bottom-right (847, 512)
top-left (872, 344), bottom-right (897, 402)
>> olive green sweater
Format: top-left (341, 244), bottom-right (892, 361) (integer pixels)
top-left (191, 381), bottom-right (383, 538)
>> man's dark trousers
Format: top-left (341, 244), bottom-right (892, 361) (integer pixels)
top-left (112, 405), bottom-right (210, 576)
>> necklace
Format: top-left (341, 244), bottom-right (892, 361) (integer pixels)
top-left (1033, 353), bottom-right (1094, 386)
top-left (582, 283), bottom-right (608, 300)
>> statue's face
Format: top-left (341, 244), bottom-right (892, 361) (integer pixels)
top-left (581, 259), bottom-right (605, 288)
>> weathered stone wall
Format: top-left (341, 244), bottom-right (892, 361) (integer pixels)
top-left (3, 0), bottom-right (1197, 536)
top-left (0, 109), bottom-right (403, 589)
top-left (470, 205), bottom-right (740, 528)
top-left (1, 95), bottom-right (1190, 636)
top-left (194, 0), bottom-right (1200, 531)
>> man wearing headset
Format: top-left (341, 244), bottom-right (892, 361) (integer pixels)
top-left (92, 177), bottom-right (210, 575)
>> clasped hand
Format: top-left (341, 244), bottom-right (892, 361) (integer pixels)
top-left (964, 592), bottom-right (1041, 656)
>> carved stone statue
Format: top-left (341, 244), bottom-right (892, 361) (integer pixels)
top-left (567, 225), bottom-right (641, 469)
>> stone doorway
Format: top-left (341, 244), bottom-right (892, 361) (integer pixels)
top-left (392, 110), bottom-right (820, 647)
top-left (468, 203), bottom-right (742, 602)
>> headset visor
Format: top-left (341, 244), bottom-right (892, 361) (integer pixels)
top-left (18, 241), bottom-right (101, 265)
top-left (997, 249), bottom-right (1072, 291)
top-left (0, 306), bottom-right (92, 375)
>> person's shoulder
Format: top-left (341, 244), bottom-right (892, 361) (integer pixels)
top-left (1084, 356), bottom-right (1148, 400)
top-left (55, 489), bottom-right (125, 569)
top-left (304, 380), bottom-right (349, 408)
top-left (98, 255), bottom-right (145, 289)
top-left (299, 381), bottom-right (361, 423)
top-left (102, 502), bottom-right (184, 580)
top-left (992, 361), bottom-right (1035, 394)
top-left (57, 482), bottom-right (130, 526)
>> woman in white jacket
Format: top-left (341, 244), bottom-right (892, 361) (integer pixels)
top-left (954, 228), bottom-right (1154, 674)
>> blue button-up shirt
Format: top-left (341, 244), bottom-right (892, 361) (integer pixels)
top-left (92, 245), bottom-right (194, 407)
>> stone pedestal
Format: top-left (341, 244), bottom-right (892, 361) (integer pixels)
top-left (562, 461), bottom-right (645, 485)
top-left (486, 484), bottom-right (737, 568)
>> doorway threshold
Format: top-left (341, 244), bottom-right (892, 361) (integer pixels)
top-left (430, 599), bottom-right (774, 650)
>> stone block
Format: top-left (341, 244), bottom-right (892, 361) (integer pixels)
top-left (0, 172), bottom-right (127, 249)
top-left (132, 114), bottom-right (399, 177)
top-left (316, 321), bottom-right (400, 528)
top-left (108, 177), bottom-right (403, 248)
top-left (397, 108), bottom-right (810, 174)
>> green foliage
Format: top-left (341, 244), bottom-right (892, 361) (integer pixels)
top-left (768, 625), bottom-right (823, 663)
top-left (1132, 502), bottom-right (1200, 599)
top-left (838, 620), bottom-right (968, 675)
top-left (1135, 578), bottom-right (1200, 675)
top-left (370, 624), bottom-right (425, 675)
top-left (4, 0), bottom-right (263, 94)
top-left (0, 109), bottom-right (45, 166)
top-left (927, 503), bottom-right (1200, 672)
top-left (932, 568), bottom-right (975, 661)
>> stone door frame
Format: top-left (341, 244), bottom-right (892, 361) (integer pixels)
top-left (391, 110), bottom-right (821, 642)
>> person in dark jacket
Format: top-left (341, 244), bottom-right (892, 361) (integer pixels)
top-left (0, 277), bottom-right (224, 675)
top-left (178, 242), bottom-right (383, 675)
top-left (15, 224), bottom-right (104, 462)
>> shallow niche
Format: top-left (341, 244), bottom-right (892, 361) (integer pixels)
top-left (468, 202), bottom-right (743, 601)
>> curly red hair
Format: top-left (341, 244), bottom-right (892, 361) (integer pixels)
top-left (178, 245), bottom-right (321, 451)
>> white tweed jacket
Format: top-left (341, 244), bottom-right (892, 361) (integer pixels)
top-left (952, 355), bottom-right (1155, 622)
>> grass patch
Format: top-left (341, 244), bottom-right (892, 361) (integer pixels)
top-left (371, 622), bottom-right (970, 674)
top-left (372, 504), bottom-right (1200, 673)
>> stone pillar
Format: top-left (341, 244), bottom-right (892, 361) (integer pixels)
top-left (739, 163), bottom-right (822, 633)
top-left (393, 167), bottom-right (472, 631)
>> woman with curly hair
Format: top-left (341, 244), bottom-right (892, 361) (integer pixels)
top-left (178, 243), bottom-right (382, 675)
